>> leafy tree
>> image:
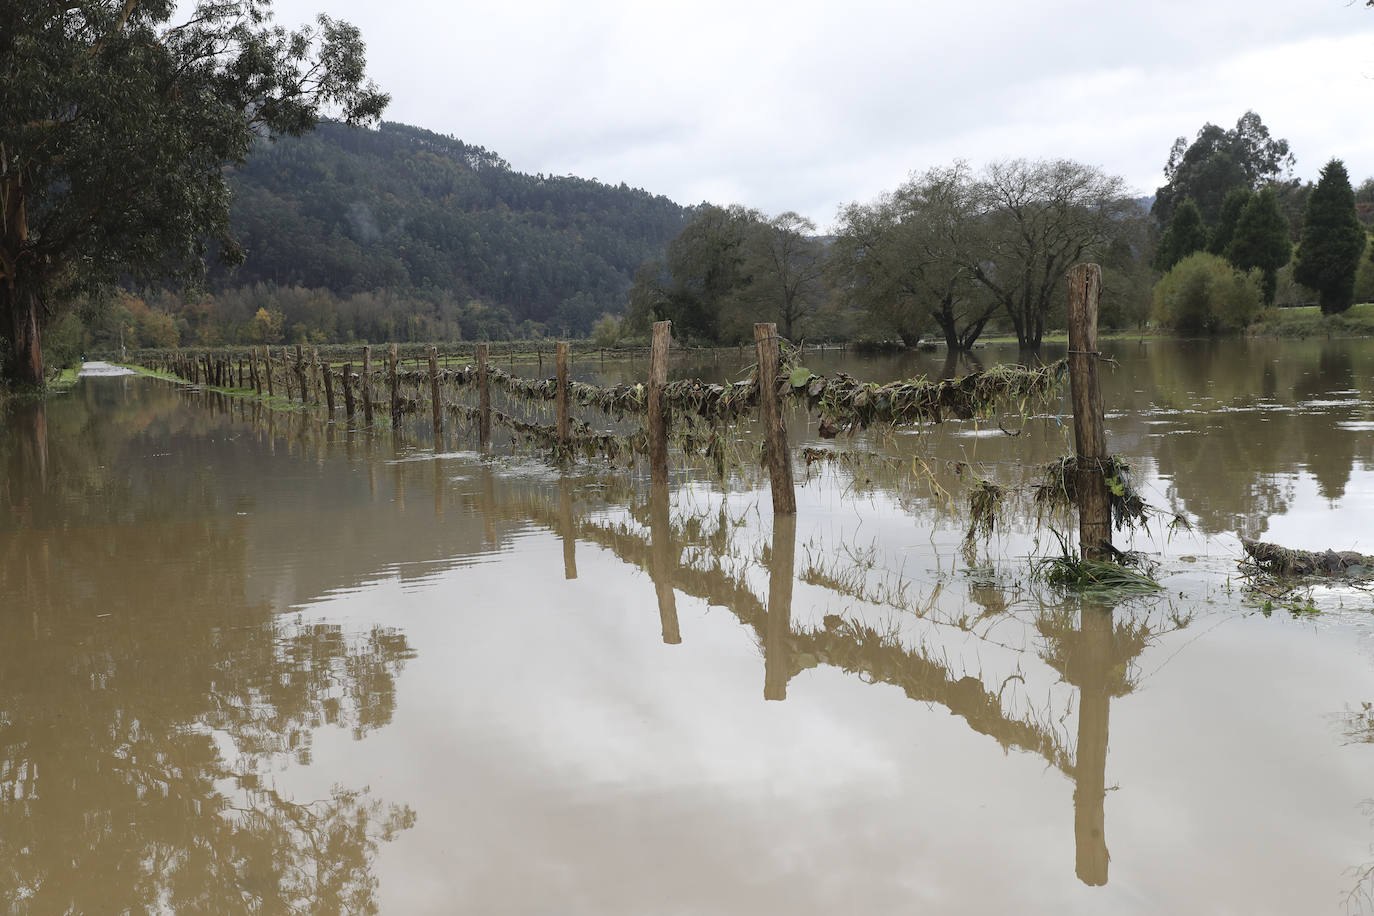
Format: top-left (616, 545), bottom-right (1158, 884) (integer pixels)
top-left (654, 204), bottom-right (759, 343)
top-left (1154, 199), bottom-right (1208, 271)
top-left (1207, 188), bottom-right (1253, 257)
top-left (1226, 188), bottom-right (1291, 305)
top-left (972, 159), bottom-right (1134, 349)
top-left (1294, 159), bottom-right (1367, 314)
top-left (1152, 252), bottom-right (1262, 333)
top-left (739, 212), bottom-right (827, 340)
top-left (1152, 111), bottom-right (1293, 227)
top-left (0, 0), bottom-right (388, 386)
top-left (832, 163), bottom-right (995, 350)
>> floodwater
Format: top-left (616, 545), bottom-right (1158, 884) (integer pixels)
top-left (5, 338), bottom-right (1374, 914)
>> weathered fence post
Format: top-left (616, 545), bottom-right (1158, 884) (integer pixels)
top-left (342, 362), bottom-right (355, 420)
top-left (428, 346), bottom-right (442, 441)
top-left (251, 350), bottom-right (261, 395)
top-left (295, 344), bottom-right (307, 402)
top-left (389, 342), bottom-right (401, 429)
top-left (319, 349), bottom-right (335, 415)
top-left (262, 347), bottom-right (274, 396)
top-left (764, 512), bottom-right (796, 700)
top-left (362, 346), bottom-right (374, 426)
top-left (754, 322), bottom-right (796, 515)
top-left (477, 343), bottom-right (491, 447)
top-left (647, 320), bottom-right (671, 488)
top-left (1067, 263), bottom-right (1111, 561)
top-left (555, 341), bottom-right (570, 449)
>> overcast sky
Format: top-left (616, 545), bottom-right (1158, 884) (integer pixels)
top-left (260, 0), bottom-right (1374, 229)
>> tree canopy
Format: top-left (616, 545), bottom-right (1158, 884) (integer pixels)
top-left (1294, 158), bottom-right (1367, 314)
top-left (1, 0), bottom-right (388, 385)
top-left (1154, 199), bottom-right (1207, 272)
top-left (1226, 187), bottom-right (1291, 306)
top-left (1152, 111), bottom-right (1293, 227)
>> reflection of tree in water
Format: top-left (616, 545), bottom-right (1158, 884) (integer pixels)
top-left (0, 392), bottom-right (415, 914)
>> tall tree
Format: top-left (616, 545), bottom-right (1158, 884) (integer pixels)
top-left (656, 204), bottom-right (759, 343)
top-left (1294, 159), bottom-right (1367, 314)
top-left (1226, 187), bottom-right (1292, 305)
top-left (1154, 199), bottom-right (1208, 271)
top-left (1152, 111), bottom-right (1293, 227)
top-left (0, 0), bottom-right (388, 386)
top-left (972, 159), bottom-right (1133, 349)
top-left (832, 163), bottom-right (996, 350)
top-left (1207, 188), bottom-right (1253, 257)
top-left (740, 212), bottom-right (827, 340)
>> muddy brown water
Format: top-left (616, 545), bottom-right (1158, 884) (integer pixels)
top-left (5, 338), bottom-right (1374, 914)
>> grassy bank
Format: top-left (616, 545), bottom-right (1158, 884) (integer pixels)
top-left (1248, 303), bottom-right (1374, 338)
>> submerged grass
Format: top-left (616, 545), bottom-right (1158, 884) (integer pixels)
top-left (1032, 532), bottom-right (1163, 597)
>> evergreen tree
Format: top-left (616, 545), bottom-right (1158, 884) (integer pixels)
top-left (1207, 188), bottom-right (1252, 257)
top-left (1294, 159), bottom-right (1367, 314)
top-left (1154, 199), bottom-right (1208, 271)
top-left (1226, 188), bottom-right (1291, 305)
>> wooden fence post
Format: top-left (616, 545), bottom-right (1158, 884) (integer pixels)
top-left (1067, 263), bottom-right (1111, 561)
top-left (362, 346), bottom-right (374, 427)
top-left (647, 320), bottom-right (671, 488)
top-left (251, 350), bottom-right (262, 396)
top-left (295, 344), bottom-right (307, 402)
top-left (428, 346), bottom-right (442, 441)
top-left (477, 342), bottom-right (491, 447)
top-left (319, 349), bottom-right (335, 415)
top-left (555, 341), bottom-right (570, 449)
top-left (343, 362), bottom-right (355, 421)
top-left (389, 342), bottom-right (401, 429)
top-left (754, 322), bottom-right (796, 515)
top-left (262, 347), bottom-right (273, 396)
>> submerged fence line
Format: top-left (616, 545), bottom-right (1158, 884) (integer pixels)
top-left (130, 266), bottom-right (1116, 554)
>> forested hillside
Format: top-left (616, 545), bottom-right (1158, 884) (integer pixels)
top-left (211, 121), bottom-right (689, 336)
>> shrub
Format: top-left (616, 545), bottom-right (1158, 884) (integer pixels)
top-left (1152, 252), bottom-right (1262, 333)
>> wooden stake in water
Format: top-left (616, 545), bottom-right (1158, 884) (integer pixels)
top-left (319, 349), bottom-right (335, 415)
top-left (362, 346), bottom-right (373, 427)
top-left (262, 347), bottom-right (273, 397)
top-left (555, 341), bottom-right (570, 449)
top-left (477, 343), bottom-right (491, 447)
top-left (428, 346), bottom-right (442, 441)
top-left (754, 322), bottom-right (796, 515)
top-left (389, 342), bottom-right (401, 430)
top-left (1067, 263), bottom-right (1111, 561)
top-left (647, 320), bottom-right (671, 488)
top-left (343, 362), bottom-right (355, 421)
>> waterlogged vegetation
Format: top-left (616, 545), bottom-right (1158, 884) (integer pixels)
top-left (7, 339), bottom-right (1374, 912)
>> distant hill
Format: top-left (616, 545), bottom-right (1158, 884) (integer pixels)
top-left (214, 121), bottom-right (691, 335)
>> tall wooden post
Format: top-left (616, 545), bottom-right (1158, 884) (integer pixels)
top-left (477, 343), bottom-right (491, 447)
top-left (764, 513), bottom-right (796, 700)
top-left (555, 341), bottom-right (570, 449)
top-left (1067, 264), bottom-right (1111, 561)
top-left (343, 362), bottom-right (355, 421)
top-left (362, 346), bottom-right (374, 427)
top-left (295, 344), bottom-right (306, 402)
top-left (428, 346), bottom-right (442, 441)
top-left (754, 322), bottom-right (796, 515)
top-left (251, 350), bottom-right (261, 395)
top-left (262, 347), bottom-right (274, 397)
top-left (647, 321), bottom-right (671, 487)
top-left (389, 342), bottom-right (401, 429)
top-left (319, 349), bottom-right (335, 415)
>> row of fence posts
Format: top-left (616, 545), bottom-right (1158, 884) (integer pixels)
top-left (146, 264), bottom-right (1105, 551)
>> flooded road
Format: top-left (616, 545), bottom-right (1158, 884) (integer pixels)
top-left (5, 338), bottom-right (1374, 913)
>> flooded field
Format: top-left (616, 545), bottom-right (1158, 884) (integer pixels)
top-left (6, 337), bottom-right (1374, 914)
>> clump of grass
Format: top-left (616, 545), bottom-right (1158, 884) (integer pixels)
top-left (1032, 532), bottom-right (1162, 596)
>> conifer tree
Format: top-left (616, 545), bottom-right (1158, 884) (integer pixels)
top-left (1294, 159), bottom-right (1367, 314)
top-left (1226, 188), bottom-right (1291, 305)
top-left (1154, 199), bottom-right (1208, 272)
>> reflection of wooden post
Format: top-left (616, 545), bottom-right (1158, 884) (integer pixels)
top-left (477, 343), bottom-right (491, 447)
top-left (764, 512), bottom-right (796, 700)
top-left (754, 322), bottom-right (796, 515)
top-left (1067, 264), bottom-right (1111, 561)
top-left (362, 346), bottom-right (374, 427)
top-left (556, 342), bottom-right (570, 449)
top-left (343, 362), bottom-right (355, 421)
top-left (558, 478), bottom-right (578, 580)
top-left (428, 346), bottom-right (442, 441)
top-left (1074, 603), bottom-right (1113, 886)
top-left (647, 320), bottom-right (671, 487)
top-left (389, 342), bottom-right (401, 429)
top-left (649, 483), bottom-right (680, 644)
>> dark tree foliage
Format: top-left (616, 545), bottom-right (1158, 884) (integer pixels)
top-left (1207, 188), bottom-right (1252, 257)
top-left (1226, 187), bottom-right (1292, 305)
top-left (220, 121), bottom-right (691, 335)
top-left (1294, 159), bottom-right (1367, 314)
top-left (1154, 199), bottom-right (1208, 272)
top-left (0, 0), bottom-right (388, 385)
top-left (1152, 111), bottom-right (1293, 227)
